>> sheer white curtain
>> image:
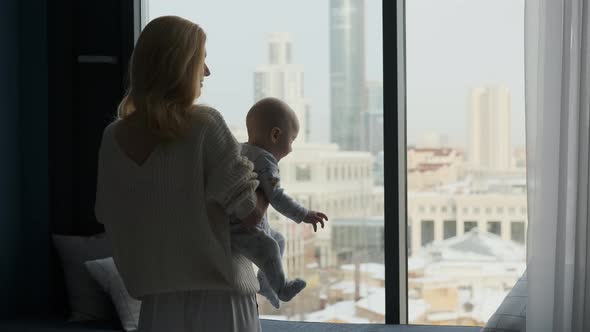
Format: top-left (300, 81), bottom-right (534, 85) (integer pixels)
top-left (525, 0), bottom-right (590, 331)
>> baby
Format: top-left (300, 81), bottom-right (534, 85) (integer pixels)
top-left (230, 97), bottom-right (328, 308)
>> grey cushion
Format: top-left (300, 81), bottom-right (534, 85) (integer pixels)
top-left (261, 320), bottom-right (482, 331)
top-left (85, 257), bottom-right (141, 332)
top-left (0, 320), bottom-right (122, 331)
top-left (0, 319), bottom-right (483, 332)
top-left (480, 270), bottom-right (527, 332)
top-left (52, 234), bottom-right (116, 321)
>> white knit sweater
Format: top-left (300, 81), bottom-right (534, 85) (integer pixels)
top-left (95, 106), bottom-right (260, 299)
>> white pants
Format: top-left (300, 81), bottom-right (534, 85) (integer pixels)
top-left (138, 290), bottom-right (261, 332)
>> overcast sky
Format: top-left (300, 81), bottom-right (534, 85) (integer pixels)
top-left (147, 0), bottom-right (525, 147)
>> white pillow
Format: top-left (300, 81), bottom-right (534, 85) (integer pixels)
top-left (481, 270), bottom-right (527, 332)
top-left (52, 234), bottom-right (116, 321)
top-left (85, 257), bottom-right (141, 331)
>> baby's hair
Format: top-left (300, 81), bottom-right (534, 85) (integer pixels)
top-left (246, 97), bottom-right (298, 140)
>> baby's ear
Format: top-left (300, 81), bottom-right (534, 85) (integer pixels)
top-left (271, 127), bottom-right (282, 142)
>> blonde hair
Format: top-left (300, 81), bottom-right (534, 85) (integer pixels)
top-left (117, 16), bottom-right (206, 140)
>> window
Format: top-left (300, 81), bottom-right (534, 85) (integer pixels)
top-left (487, 221), bottom-right (502, 236)
top-left (145, 0), bottom-right (529, 326)
top-left (295, 164), bottom-right (311, 182)
top-left (408, 222), bottom-right (413, 256)
top-left (511, 221), bottom-right (526, 244)
top-left (443, 220), bottom-right (457, 239)
top-left (145, 0), bottom-right (384, 323)
top-left (464, 221), bottom-right (478, 233)
top-left (441, 206), bottom-right (448, 213)
top-left (404, 0), bottom-right (528, 327)
top-left (421, 220), bottom-right (435, 246)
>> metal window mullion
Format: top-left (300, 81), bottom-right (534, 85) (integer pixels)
top-left (383, 0), bottom-right (408, 325)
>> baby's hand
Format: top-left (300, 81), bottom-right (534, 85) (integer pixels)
top-left (303, 211), bottom-right (328, 232)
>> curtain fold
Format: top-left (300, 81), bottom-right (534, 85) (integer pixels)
top-left (525, 0), bottom-right (590, 331)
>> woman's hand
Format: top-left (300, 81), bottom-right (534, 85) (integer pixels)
top-left (241, 189), bottom-right (269, 227)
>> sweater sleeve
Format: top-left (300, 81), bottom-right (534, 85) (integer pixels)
top-left (201, 108), bottom-right (259, 220)
top-left (255, 153), bottom-right (308, 223)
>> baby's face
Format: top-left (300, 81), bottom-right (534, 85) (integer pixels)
top-left (270, 119), bottom-right (298, 161)
top-left (277, 125), bottom-right (298, 160)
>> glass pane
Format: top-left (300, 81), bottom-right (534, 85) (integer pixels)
top-left (464, 221), bottom-right (478, 233)
top-left (510, 221), bottom-right (525, 244)
top-left (406, 0), bottom-right (527, 326)
top-left (421, 220), bottom-right (435, 246)
top-left (146, 0), bottom-right (384, 324)
top-left (443, 220), bottom-right (457, 239)
top-left (487, 221), bottom-right (502, 236)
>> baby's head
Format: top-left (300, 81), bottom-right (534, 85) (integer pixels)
top-left (246, 97), bottom-right (299, 161)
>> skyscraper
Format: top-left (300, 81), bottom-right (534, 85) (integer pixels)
top-left (330, 0), bottom-right (366, 151)
top-left (468, 86), bottom-right (512, 170)
top-left (254, 32), bottom-right (311, 143)
top-left (363, 80), bottom-right (383, 154)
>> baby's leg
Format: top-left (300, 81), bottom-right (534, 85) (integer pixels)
top-left (257, 228), bottom-right (305, 303)
top-left (270, 229), bottom-right (285, 257)
top-left (257, 229), bottom-right (285, 286)
top-left (231, 226), bottom-right (305, 304)
top-left (231, 226), bottom-right (286, 291)
top-left (257, 229), bottom-right (286, 308)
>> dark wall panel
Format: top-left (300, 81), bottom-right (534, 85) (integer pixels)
top-left (17, 0), bottom-right (51, 318)
top-left (0, 0), bottom-right (22, 317)
top-left (51, 0), bottom-right (134, 237)
top-left (0, 0), bottom-right (134, 319)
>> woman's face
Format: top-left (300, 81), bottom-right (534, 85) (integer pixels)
top-left (196, 49), bottom-right (211, 98)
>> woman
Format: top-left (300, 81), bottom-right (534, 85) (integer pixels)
top-left (95, 16), bottom-right (267, 331)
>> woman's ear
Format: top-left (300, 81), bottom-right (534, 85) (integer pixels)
top-left (270, 127), bottom-right (282, 143)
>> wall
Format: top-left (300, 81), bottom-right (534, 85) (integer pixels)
top-left (0, 0), bottom-right (139, 319)
top-left (0, 0), bottom-right (23, 316)
top-left (18, 0), bottom-right (51, 317)
top-left (0, 0), bottom-right (51, 317)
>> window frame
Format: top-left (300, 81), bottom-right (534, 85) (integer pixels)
top-left (136, 0), bottom-right (407, 325)
top-left (383, 0), bottom-right (407, 324)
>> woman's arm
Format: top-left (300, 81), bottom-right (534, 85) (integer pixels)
top-left (200, 107), bottom-right (261, 221)
top-left (240, 189), bottom-right (269, 227)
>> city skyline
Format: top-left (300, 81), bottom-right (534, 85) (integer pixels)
top-left (147, 0), bottom-right (525, 147)
top-left (145, 0), bottom-right (527, 326)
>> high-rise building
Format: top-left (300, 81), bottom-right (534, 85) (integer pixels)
top-left (419, 131), bottom-right (450, 149)
top-left (330, 0), bottom-right (366, 151)
top-left (362, 80), bottom-right (383, 154)
top-left (468, 86), bottom-right (511, 170)
top-left (254, 32), bottom-right (311, 143)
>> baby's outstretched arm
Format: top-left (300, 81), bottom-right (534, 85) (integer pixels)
top-left (256, 155), bottom-right (309, 223)
top-left (303, 211), bottom-right (328, 232)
